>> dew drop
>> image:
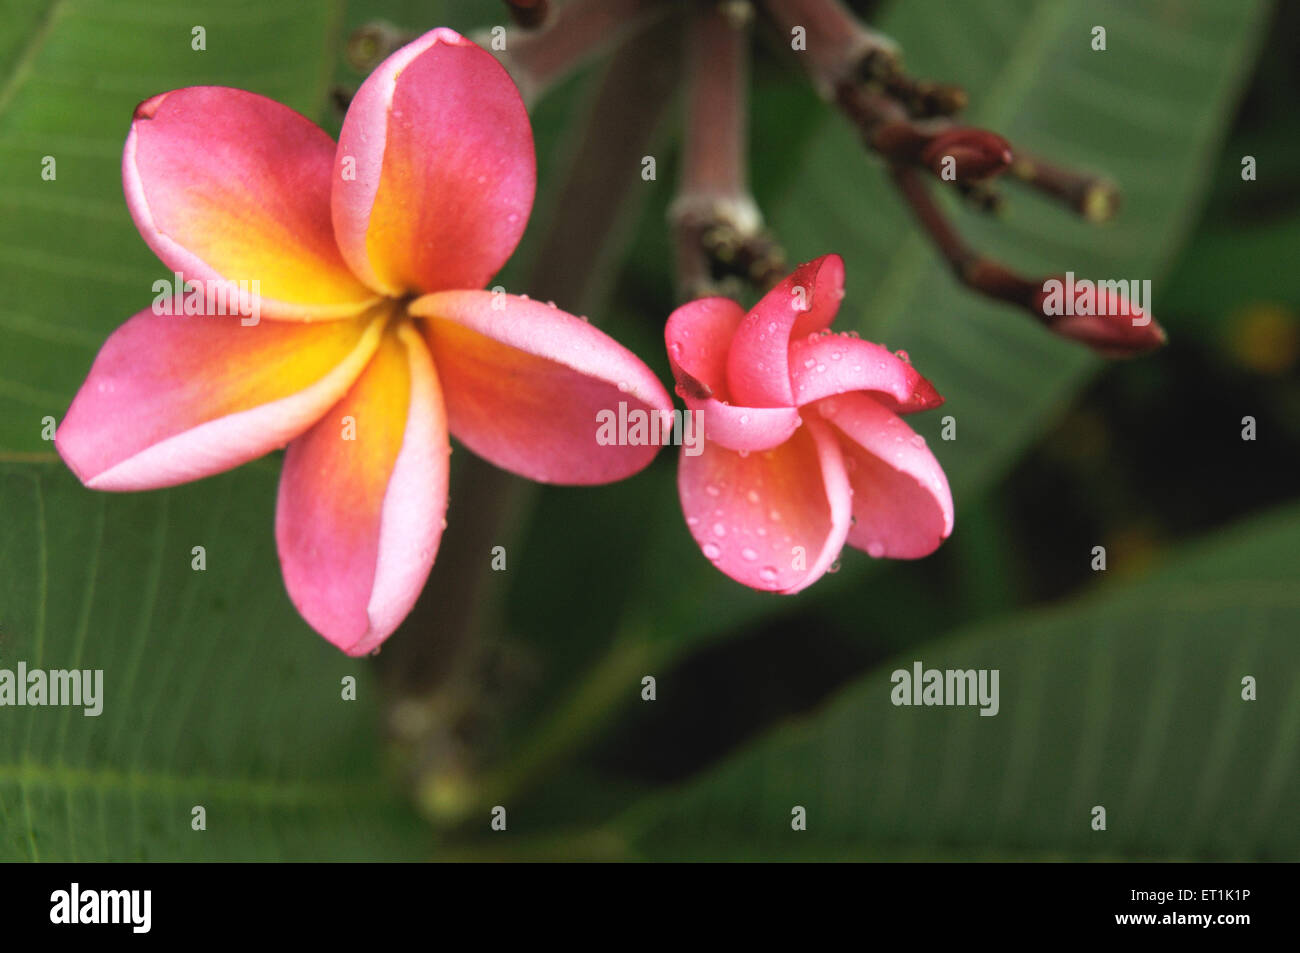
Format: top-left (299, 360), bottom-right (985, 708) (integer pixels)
top-left (702, 542), bottom-right (721, 559)
top-left (827, 560), bottom-right (841, 574)
top-left (759, 566), bottom-right (778, 583)
top-left (910, 433), bottom-right (926, 447)
top-left (867, 541), bottom-right (885, 558)
top-left (705, 483), bottom-right (720, 497)
top-left (741, 547), bottom-right (758, 561)
top-left (712, 522), bottom-right (727, 537)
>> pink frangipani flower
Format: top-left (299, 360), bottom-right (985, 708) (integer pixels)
top-left (56, 29), bottom-right (672, 655)
top-left (664, 254), bottom-right (954, 593)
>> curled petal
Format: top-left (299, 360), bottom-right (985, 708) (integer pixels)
top-left (663, 296), bottom-right (799, 451)
top-left (696, 402), bottom-right (801, 453)
top-left (276, 323), bottom-right (449, 656)
top-left (411, 290), bottom-right (673, 484)
top-left (788, 333), bottom-right (943, 414)
top-left (726, 254), bottom-right (845, 408)
top-left (817, 392), bottom-right (954, 559)
top-left (665, 296), bottom-right (744, 400)
top-left (332, 28), bottom-right (535, 296)
top-left (678, 417), bottom-right (852, 593)
top-left (57, 303), bottom-right (386, 491)
top-left (124, 87), bottom-right (378, 319)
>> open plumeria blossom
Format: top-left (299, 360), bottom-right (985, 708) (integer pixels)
top-left (56, 28), bottom-right (671, 655)
top-left (664, 254), bottom-right (954, 593)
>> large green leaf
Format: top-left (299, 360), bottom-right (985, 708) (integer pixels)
top-left (615, 502), bottom-right (1300, 861)
top-left (0, 464), bottom-right (427, 860)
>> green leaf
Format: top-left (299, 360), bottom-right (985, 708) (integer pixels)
top-left (616, 503), bottom-right (1300, 861)
top-left (0, 464), bottom-right (427, 860)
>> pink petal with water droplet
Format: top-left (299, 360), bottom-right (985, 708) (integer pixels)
top-left (819, 392), bottom-right (953, 559)
top-left (677, 417), bottom-right (851, 592)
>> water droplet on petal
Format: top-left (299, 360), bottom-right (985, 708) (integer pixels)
top-left (910, 433), bottom-right (926, 447)
top-left (741, 547), bottom-right (758, 561)
top-left (827, 560), bottom-right (841, 573)
top-left (746, 489), bottom-right (760, 504)
top-left (712, 522), bottom-right (727, 537)
top-left (759, 566), bottom-right (778, 583)
top-left (867, 541), bottom-right (885, 558)
top-left (705, 483), bottom-right (720, 497)
top-left (702, 542), bottom-right (721, 560)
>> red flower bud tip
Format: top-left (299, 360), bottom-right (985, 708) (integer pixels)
top-left (1032, 276), bottom-right (1168, 357)
top-left (921, 129), bottom-right (1013, 183)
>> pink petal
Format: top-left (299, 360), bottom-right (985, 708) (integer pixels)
top-left (788, 332), bottom-right (944, 414)
top-left (665, 296), bottom-right (744, 399)
top-left (726, 254), bottom-right (845, 408)
top-left (56, 304), bottom-right (387, 491)
top-left (124, 87), bottom-right (378, 319)
top-left (332, 29), bottom-right (535, 296)
top-left (678, 417), bottom-right (852, 593)
top-left (411, 290), bottom-right (674, 484)
top-left (816, 392), bottom-right (954, 559)
top-left (276, 323), bottom-right (449, 656)
top-left (664, 296), bottom-right (800, 452)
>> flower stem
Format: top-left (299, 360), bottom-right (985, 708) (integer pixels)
top-left (491, 0), bottom-right (672, 105)
top-left (889, 164), bottom-right (1041, 312)
top-left (1008, 151), bottom-right (1121, 222)
top-left (672, 1), bottom-right (784, 301)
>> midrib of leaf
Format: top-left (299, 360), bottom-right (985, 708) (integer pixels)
top-left (0, 0), bottom-right (63, 119)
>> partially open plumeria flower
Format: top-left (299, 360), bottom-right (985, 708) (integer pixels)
top-left (665, 254), bottom-right (954, 593)
top-left (56, 28), bottom-right (671, 655)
